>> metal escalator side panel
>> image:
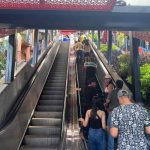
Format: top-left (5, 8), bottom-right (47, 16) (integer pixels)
top-left (20, 42), bottom-right (70, 150)
top-left (0, 42), bottom-right (61, 150)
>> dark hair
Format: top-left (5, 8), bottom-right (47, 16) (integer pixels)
top-left (90, 99), bottom-right (99, 119)
top-left (107, 79), bottom-right (113, 87)
top-left (90, 98), bottom-right (105, 119)
top-left (84, 39), bottom-right (89, 46)
top-left (116, 80), bottom-right (123, 89)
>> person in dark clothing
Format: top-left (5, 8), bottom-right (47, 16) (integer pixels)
top-left (79, 99), bottom-right (106, 150)
top-left (85, 80), bottom-right (99, 110)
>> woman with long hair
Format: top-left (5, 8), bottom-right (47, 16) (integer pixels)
top-left (79, 99), bottom-right (106, 150)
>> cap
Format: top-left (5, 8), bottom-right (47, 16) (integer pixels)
top-left (117, 89), bottom-right (129, 97)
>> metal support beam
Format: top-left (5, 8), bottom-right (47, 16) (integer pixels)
top-left (51, 30), bottom-right (54, 41)
top-left (45, 29), bottom-right (48, 49)
top-left (97, 30), bottom-right (100, 50)
top-left (108, 31), bottom-right (112, 65)
top-left (32, 29), bottom-right (38, 65)
top-left (129, 31), bottom-right (142, 103)
top-left (5, 34), bottom-right (16, 83)
top-left (92, 30), bottom-right (94, 43)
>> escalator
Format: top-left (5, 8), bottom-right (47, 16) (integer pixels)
top-left (20, 42), bottom-right (69, 150)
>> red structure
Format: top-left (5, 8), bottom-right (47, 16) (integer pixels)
top-left (60, 30), bottom-right (77, 35)
top-left (123, 31), bottom-right (150, 43)
top-left (0, 0), bottom-right (116, 11)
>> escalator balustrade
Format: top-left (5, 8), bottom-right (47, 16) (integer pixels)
top-left (20, 43), bottom-right (69, 150)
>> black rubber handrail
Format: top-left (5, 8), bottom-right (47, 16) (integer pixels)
top-left (75, 62), bottom-right (82, 118)
top-left (59, 42), bottom-right (70, 150)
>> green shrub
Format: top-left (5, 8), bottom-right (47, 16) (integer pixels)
top-left (100, 44), bottom-right (118, 52)
top-left (88, 33), bottom-right (98, 43)
top-left (126, 64), bottom-right (150, 104)
top-left (140, 64), bottom-right (150, 100)
top-left (0, 52), bottom-right (6, 70)
top-left (117, 53), bottom-right (131, 78)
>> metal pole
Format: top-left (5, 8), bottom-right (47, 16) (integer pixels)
top-left (92, 30), bottom-right (94, 43)
top-left (45, 29), bottom-right (48, 49)
top-left (32, 29), bottom-right (39, 65)
top-left (97, 30), bottom-right (100, 50)
top-left (108, 31), bottom-right (112, 65)
top-left (129, 31), bottom-right (142, 103)
top-left (51, 30), bottom-right (54, 41)
top-left (5, 34), bottom-right (16, 83)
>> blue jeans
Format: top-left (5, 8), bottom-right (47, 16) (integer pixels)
top-left (107, 113), bottom-right (114, 150)
top-left (88, 128), bottom-right (105, 150)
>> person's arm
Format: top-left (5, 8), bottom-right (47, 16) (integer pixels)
top-left (145, 126), bottom-right (150, 134)
top-left (144, 109), bottom-right (150, 134)
top-left (101, 111), bottom-right (106, 130)
top-left (110, 127), bottom-right (118, 138)
top-left (79, 110), bottom-right (90, 127)
top-left (107, 84), bottom-right (114, 93)
top-left (110, 108), bottom-right (119, 138)
top-left (104, 92), bottom-right (111, 107)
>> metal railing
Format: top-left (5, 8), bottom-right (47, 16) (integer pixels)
top-left (75, 62), bottom-right (82, 118)
top-left (89, 38), bottom-right (132, 93)
top-left (59, 42), bottom-right (70, 150)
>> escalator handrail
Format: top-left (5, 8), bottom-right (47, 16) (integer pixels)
top-left (75, 62), bottom-right (82, 118)
top-left (89, 38), bottom-right (131, 93)
top-left (60, 41), bottom-right (70, 148)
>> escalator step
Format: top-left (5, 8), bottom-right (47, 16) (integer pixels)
top-left (24, 135), bottom-right (59, 146)
top-left (39, 100), bottom-right (64, 105)
top-left (41, 90), bottom-right (64, 95)
top-left (48, 77), bottom-right (66, 81)
top-left (36, 105), bottom-right (63, 112)
top-left (40, 95), bottom-right (64, 100)
top-left (28, 126), bottom-right (61, 136)
top-left (45, 82), bottom-right (65, 87)
top-left (20, 146), bottom-right (57, 150)
top-left (34, 112), bottom-right (62, 118)
top-left (31, 118), bottom-right (61, 126)
top-left (43, 87), bottom-right (64, 91)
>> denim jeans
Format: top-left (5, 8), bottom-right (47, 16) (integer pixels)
top-left (88, 128), bottom-right (105, 150)
top-left (107, 112), bottom-right (114, 150)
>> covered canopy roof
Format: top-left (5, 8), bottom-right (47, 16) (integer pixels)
top-left (0, 6), bottom-right (150, 31)
top-left (0, 0), bottom-right (116, 11)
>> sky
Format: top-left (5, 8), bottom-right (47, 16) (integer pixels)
top-left (124, 0), bottom-right (150, 6)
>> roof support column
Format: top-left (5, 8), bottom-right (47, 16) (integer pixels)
top-left (51, 30), bottom-right (53, 41)
top-left (97, 30), bottom-right (100, 50)
top-left (129, 31), bottom-right (142, 103)
top-left (92, 30), bottom-right (94, 43)
top-left (45, 29), bottom-right (48, 49)
top-left (32, 29), bottom-right (39, 65)
top-left (108, 30), bottom-right (112, 65)
top-left (5, 34), bottom-right (16, 83)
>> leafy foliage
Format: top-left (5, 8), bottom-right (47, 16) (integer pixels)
top-left (100, 44), bottom-right (118, 52)
top-left (140, 64), bottom-right (150, 101)
top-left (117, 53), bottom-right (131, 78)
top-left (88, 33), bottom-right (98, 43)
top-left (0, 51), bottom-right (6, 70)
